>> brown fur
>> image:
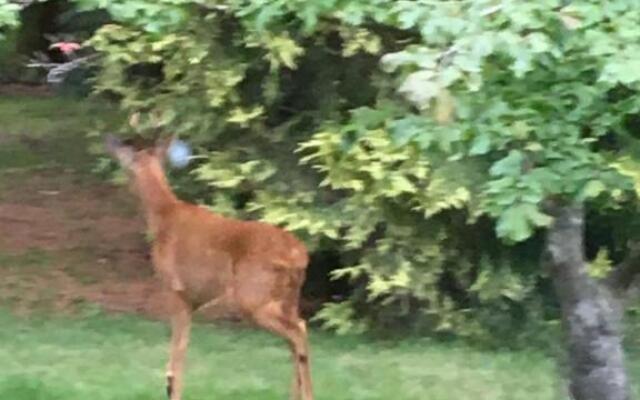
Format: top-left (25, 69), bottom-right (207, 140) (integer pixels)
top-left (106, 136), bottom-right (313, 400)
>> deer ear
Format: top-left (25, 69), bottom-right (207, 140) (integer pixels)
top-left (105, 134), bottom-right (135, 168)
top-left (154, 134), bottom-right (176, 158)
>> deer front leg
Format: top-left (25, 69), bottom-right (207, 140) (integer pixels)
top-left (166, 293), bottom-right (192, 400)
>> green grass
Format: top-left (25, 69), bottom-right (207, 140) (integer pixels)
top-left (0, 95), bottom-right (121, 173)
top-left (0, 95), bottom-right (113, 140)
top-left (0, 309), bottom-right (567, 400)
top-left (0, 248), bottom-right (51, 270)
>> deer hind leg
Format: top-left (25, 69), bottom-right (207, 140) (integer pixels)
top-left (166, 293), bottom-right (192, 400)
top-left (252, 302), bottom-right (313, 400)
top-left (295, 320), bottom-right (313, 400)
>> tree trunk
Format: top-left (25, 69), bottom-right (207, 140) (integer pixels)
top-left (546, 205), bottom-right (630, 400)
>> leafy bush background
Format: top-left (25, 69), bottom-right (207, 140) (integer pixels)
top-left (13, 0), bottom-right (638, 348)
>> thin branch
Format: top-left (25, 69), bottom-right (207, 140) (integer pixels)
top-left (480, 5), bottom-right (503, 17)
top-left (606, 241), bottom-right (640, 293)
top-left (9, 0), bottom-right (38, 8)
top-left (27, 55), bottom-right (97, 84)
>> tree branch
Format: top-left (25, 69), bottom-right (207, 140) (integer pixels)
top-left (606, 241), bottom-right (640, 293)
top-left (27, 55), bottom-right (97, 84)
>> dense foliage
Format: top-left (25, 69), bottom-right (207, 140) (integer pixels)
top-left (0, 1), bottom-right (19, 35)
top-left (74, 0), bottom-right (640, 346)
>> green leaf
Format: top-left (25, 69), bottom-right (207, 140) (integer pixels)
top-left (528, 206), bottom-right (553, 227)
top-left (490, 150), bottom-right (524, 177)
top-left (351, 107), bottom-right (389, 129)
top-left (389, 116), bottom-right (427, 146)
top-left (390, 175), bottom-right (416, 194)
top-left (496, 203), bottom-right (551, 242)
top-left (396, 6), bottom-right (425, 29)
top-left (527, 32), bottom-right (551, 53)
top-left (600, 57), bottom-right (640, 85)
top-left (470, 133), bottom-right (491, 155)
top-left (580, 179), bottom-right (606, 200)
top-left (611, 157), bottom-right (640, 197)
top-left (587, 248), bottom-right (613, 279)
top-left (497, 208), bottom-right (531, 243)
top-left (398, 70), bottom-right (439, 109)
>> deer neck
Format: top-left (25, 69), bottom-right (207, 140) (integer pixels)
top-left (134, 167), bottom-right (178, 234)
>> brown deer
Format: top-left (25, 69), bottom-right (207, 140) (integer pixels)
top-left (105, 135), bottom-right (313, 400)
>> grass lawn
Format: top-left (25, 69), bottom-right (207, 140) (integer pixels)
top-left (0, 309), bottom-right (566, 400)
top-left (0, 94), bottom-right (120, 172)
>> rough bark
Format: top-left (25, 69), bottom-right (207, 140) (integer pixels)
top-left (546, 205), bottom-right (630, 400)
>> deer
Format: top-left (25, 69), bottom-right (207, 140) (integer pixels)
top-left (105, 134), bottom-right (314, 400)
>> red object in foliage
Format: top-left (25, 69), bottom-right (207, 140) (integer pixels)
top-left (50, 42), bottom-right (81, 55)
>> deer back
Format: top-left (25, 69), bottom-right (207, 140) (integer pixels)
top-left (152, 202), bottom-right (308, 308)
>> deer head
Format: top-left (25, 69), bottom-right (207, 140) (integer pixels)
top-left (104, 134), bottom-right (177, 212)
top-left (105, 134), bottom-right (174, 170)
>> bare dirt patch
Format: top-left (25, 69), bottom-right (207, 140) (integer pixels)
top-left (0, 84), bottom-right (52, 97)
top-left (0, 168), bottom-right (174, 318)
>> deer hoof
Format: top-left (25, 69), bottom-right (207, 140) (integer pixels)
top-left (166, 375), bottom-right (174, 399)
